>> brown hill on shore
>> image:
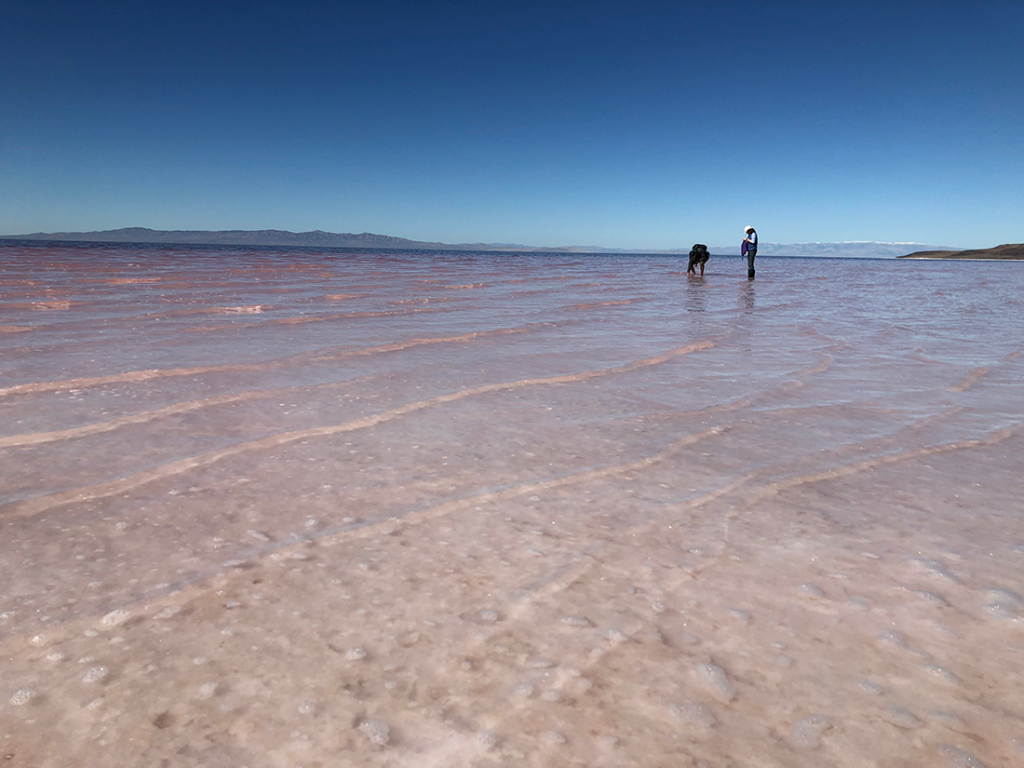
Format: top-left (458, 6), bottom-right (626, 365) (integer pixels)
top-left (898, 243), bottom-right (1024, 260)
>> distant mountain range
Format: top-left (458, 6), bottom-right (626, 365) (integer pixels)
top-left (4, 227), bottom-right (962, 258)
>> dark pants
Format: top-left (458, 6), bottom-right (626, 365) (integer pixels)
top-left (746, 250), bottom-right (756, 277)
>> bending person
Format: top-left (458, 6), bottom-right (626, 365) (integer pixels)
top-left (687, 243), bottom-right (710, 276)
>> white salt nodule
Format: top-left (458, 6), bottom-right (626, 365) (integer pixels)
top-left (604, 629), bottom-right (629, 644)
top-left (196, 682), bottom-right (218, 699)
top-left (100, 609), bottom-right (130, 628)
top-left (358, 719), bottom-right (390, 746)
top-left (937, 743), bottom-right (987, 768)
top-left (669, 701), bottom-right (716, 728)
top-left (82, 667), bottom-right (108, 683)
top-left (921, 664), bottom-right (959, 685)
top-left (695, 663), bottom-right (735, 702)
top-left (9, 689), bottom-right (34, 706)
top-left (884, 706), bottom-right (922, 729)
top-left (790, 715), bottom-right (832, 749)
top-left (476, 729), bottom-right (497, 750)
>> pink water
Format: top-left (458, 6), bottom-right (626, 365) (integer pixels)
top-left (1, 243), bottom-right (1022, 767)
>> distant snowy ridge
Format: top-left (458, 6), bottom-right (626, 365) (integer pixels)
top-left (708, 242), bottom-right (961, 259)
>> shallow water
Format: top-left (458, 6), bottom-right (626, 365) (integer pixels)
top-left (1, 242), bottom-right (1022, 767)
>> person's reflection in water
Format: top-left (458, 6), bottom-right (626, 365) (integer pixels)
top-left (686, 277), bottom-right (707, 313)
top-left (740, 279), bottom-right (755, 313)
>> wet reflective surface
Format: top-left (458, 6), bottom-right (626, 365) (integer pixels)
top-left (1, 242), bottom-right (1022, 766)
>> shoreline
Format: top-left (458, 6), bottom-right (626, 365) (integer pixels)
top-left (897, 243), bottom-right (1024, 260)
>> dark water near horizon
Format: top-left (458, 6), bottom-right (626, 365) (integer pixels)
top-left (1, 242), bottom-right (1022, 767)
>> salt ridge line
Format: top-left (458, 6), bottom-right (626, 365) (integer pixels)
top-left (0, 341), bottom-right (714, 518)
top-left (0, 339), bottom-right (830, 449)
top-left (582, 423), bottom-right (1018, 584)
top-left (176, 294), bottom-right (649, 335)
top-left (0, 325), bottom-right (538, 398)
top-left (192, 397), bottom-right (967, 576)
top-left (757, 426), bottom-right (1014, 500)
top-left (55, 424), bottom-right (733, 623)
top-left (180, 305), bottom-right (449, 333)
top-left (947, 366), bottom-right (989, 393)
top-left (3, 329), bottom-right (793, 449)
top-left (0, 374), bottom-right (384, 449)
top-left (711, 427), bottom-right (1017, 549)
top-left (23, 424), bottom-right (1014, 638)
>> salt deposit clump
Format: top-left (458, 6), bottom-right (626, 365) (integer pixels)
top-left (358, 719), bottom-right (390, 746)
top-left (921, 664), bottom-right (959, 685)
top-left (726, 607), bottom-right (750, 623)
top-left (983, 588), bottom-right (1020, 605)
top-left (82, 666), bottom-right (108, 683)
top-left (100, 608), bottom-right (130, 627)
top-left (859, 680), bottom-right (883, 695)
top-left (476, 729), bottom-right (497, 750)
top-left (937, 744), bottom-right (987, 768)
top-left (877, 629), bottom-right (908, 649)
top-left (560, 615), bottom-right (591, 626)
top-left (695, 663), bottom-right (735, 702)
top-left (153, 605), bottom-right (182, 620)
top-left (789, 715), bottom-right (832, 749)
top-left (884, 706), bottom-right (922, 729)
top-left (478, 609), bottom-right (499, 622)
top-left (929, 711), bottom-right (967, 731)
top-left (196, 682), bottom-right (218, 699)
top-left (981, 603), bottom-right (1020, 622)
top-left (798, 583), bottom-right (825, 598)
top-left (344, 647), bottom-right (368, 661)
top-left (669, 701), bottom-right (716, 729)
top-left (9, 689), bottom-right (34, 706)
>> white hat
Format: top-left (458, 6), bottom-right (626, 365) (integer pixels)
top-left (744, 225), bottom-right (754, 232)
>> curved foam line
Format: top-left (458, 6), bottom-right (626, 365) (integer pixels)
top-left (23, 424), bottom-right (726, 630)
top-left (751, 428), bottom-right (1013, 503)
top-left (947, 366), bottom-right (989, 392)
top-left (0, 326), bottom-right (536, 398)
top-left (0, 341), bottom-right (714, 518)
top-left (378, 423), bottom-right (727, 532)
top-left (181, 306), bottom-right (447, 333)
top-left (0, 378), bottom-right (362, 448)
top-left (568, 299), bottom-right (641, 310)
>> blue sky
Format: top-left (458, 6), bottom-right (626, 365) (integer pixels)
top-left (1, 0), bottom-right (1021, 249)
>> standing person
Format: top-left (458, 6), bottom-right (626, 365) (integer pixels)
top-left (742, 226), bottom-right (757, 278)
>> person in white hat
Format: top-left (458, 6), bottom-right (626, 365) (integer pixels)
top-left (742, 225), bottom-right (757, 278)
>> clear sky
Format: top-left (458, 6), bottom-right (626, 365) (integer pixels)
top-left (1, 0), bottom-right (1021, 249)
